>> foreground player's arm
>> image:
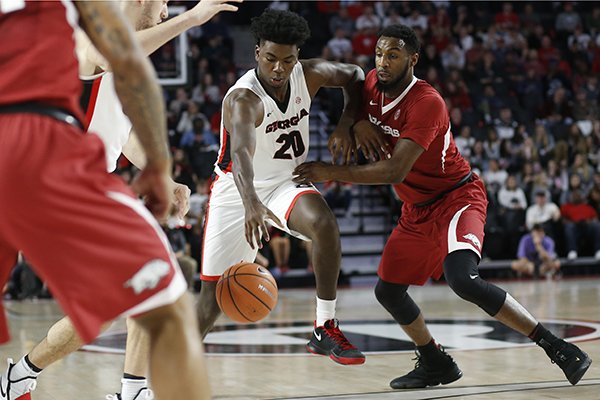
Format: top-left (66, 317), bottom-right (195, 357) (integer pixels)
top-left (122, 132), bottom-right (191, 219)
top-left (293, 135), bottom-right (423, 185)
top-left (224, 90), bottom-right (282, 249)
top-left (77, 0), bottom-right (241, 74)
top-left (302, 59), bottom-right (365, 164)
top-left (76, 0), bottom-right (171, 218)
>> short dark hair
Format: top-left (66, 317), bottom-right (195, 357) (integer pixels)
top-left (378, 25), bottom-right (420, 54)
top-left (250, 9), bottom-right (311, 47)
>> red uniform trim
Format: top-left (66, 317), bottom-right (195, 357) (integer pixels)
top-left (284, 190), bottom-right (320, 220)
top-left (84, 77), bottom-right (102, 131)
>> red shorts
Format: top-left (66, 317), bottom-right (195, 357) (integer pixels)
top-left (379, 175), bottom-right (487, 285)
top-left (0, 114), bottom-right (186, 344)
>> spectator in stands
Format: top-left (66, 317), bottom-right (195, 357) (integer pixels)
top-left (355, 5), bottom-right (381, 32)
top-left (532, 124), bottom-right (556, 164)
top-left (555, 2), bottom-right (582, 36)
top-left (483, 158), bottom-right (507, 193)
top-left (329, 6), bottom-right (354, 36)
top-left (327, 28), bottom-right (353, 61)
top-left (512, 224), bottom-right (560, 277)
top-left (382, 6), bottom-right (403, 28)
top-left (498, 175), bottom-right (528, 210)
top-left (561, 172), bottom-right (587, 205)
top-left (495, 2), bottom-right (520, 30)
top-left (454, 125), bottom-right (474, 157)
top-left (560, 189), bottom-right (600, 259)
top-left (494, 107), bottom-right (519, 140)
top-left (402, 8), bottom-right (428, 32)
top-left (526, 189), bottom-right (561, 238)
top-left (441, 41), bottom-right (465, 70)
top-left (268, 229), bottom-right (292, 277)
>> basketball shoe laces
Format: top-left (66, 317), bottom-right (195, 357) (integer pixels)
top-left (411, 345), bottom-right (452, 369)
top-left (325, 320), bottom-right (356, 351)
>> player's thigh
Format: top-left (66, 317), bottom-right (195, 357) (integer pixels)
top-left (378, 222), bottom-right (443, 285)
top-left (5, 123), bottom-right (186, 343)
top-left (264, 181), bottom-right (321, 240)
top-left (201, 181), bottom-right (257, 280)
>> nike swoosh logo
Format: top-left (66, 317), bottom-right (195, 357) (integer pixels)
top-left (369, 100), bottom-right (377, 106)
top-left (314, 331), bottom-right (321, 341)
top-left (469, 274), bottom-right (479, 280)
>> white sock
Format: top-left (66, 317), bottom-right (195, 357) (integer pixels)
top-left (12, 357), bottom-right (41, 378)
top-left (121, 377), bottom-right (148, 400)
top-left (316, 297), bottom-right (336, 327)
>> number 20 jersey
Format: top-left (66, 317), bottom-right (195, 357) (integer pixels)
top-left (215, 62), bottom-right (311, 186)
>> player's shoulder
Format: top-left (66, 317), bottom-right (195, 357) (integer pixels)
top-left (409, 80), bottom-right (445, 106)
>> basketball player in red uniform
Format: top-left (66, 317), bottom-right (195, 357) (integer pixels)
top-left (1, 2), bottom-right (240, 399)
top-left (0, 1), bottom-right (210, 399)
top-left (294, 25), bottom-right (591, 389)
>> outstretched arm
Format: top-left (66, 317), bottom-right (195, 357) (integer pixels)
top-left (293, 136), bottom-right (424, 185)
top-left (77, 0), bottom-right (241, 74)
top-left (302, 59), bottom-right (365, 164)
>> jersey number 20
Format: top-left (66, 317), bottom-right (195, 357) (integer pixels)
top-left (274, 130), bottom-right (306, 159)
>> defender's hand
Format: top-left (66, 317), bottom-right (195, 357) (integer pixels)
top-left (131, 163), bottom-right (173, 222)
top-left (353, 120), bottom-right (391, 161)
top-left (293, 162), bottom-right (332, 184)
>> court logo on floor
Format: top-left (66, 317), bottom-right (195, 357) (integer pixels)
top-left (83, 318), bottom-right (600, 355)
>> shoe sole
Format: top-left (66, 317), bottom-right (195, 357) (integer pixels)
top-left (306, 344), bottom-right (366, 366)
top-left (567, 356), bottom-right (592, 385)
top-left (390, 367), bottom-right (463, 389)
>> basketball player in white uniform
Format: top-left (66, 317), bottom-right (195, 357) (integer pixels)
top-left (1, 2), bottom-right (241, 400)
top-left (197, 9), bottom-right (366, 365)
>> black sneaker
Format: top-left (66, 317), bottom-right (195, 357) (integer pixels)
top-left (306, 319), bottom-right (365, 365)
top-left (390, 347), bottom-right (462, 389)
top-left (539, 338), bottom-right (592, 385)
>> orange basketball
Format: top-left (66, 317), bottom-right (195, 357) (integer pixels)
top-left (216, 262), bottom-right (278, 323)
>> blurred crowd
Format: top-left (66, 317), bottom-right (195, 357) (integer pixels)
top-left (112, 1), bottom-right (600, 280)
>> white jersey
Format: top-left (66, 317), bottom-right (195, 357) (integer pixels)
top-left (80, 72), bottom-right (132, 172)
top-left (215, 62), bottom-right (312, 186)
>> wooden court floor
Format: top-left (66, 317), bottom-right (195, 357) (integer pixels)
top-left (1, 277), bottom-right (599, 399)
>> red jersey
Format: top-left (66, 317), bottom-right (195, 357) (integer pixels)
top-left (0, 0), bottom-right (84, 121)
top-left (362, 69), bottom-right (471, 205)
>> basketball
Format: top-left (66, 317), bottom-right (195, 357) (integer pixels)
top-left (216, 262), bottom-right (278, 323)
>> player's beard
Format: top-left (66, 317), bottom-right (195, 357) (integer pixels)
top-left (376, 63), bottom-right (411, 94)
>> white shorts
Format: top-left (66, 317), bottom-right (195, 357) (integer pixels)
top-left (201, 175), bottom-right (319, 280)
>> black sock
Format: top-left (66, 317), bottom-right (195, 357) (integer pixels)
top-left (416, 339), bottom-right (444, 360)
top-left (528, 323), bottom-right (559, 345)
top-left (123, 373), bottom-right (145, 380)
top-left (24, 355), bottom-right (42, 373)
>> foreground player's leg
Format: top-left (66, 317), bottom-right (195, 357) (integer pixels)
top-left (105, 318), bottom-right (153, 400)
top-left (444, 250), bottom-right (592, 385)
top-left (134, 293), bottom-right (210, 400)
top-left (374, 280), bottom-right (462, 389)
top-left (287, 194), bottom-right (365, 365)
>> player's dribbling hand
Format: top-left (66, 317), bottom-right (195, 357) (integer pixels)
top-left (292, 162), bottom-right (332, 184)
top-left (244, 201), bottom-right (283, 250)
top-left (353, 120), bottom-right (391, 162)
top-left (189, 0), bottom-right (243, 26)
top-left (131, 163), bottom-right (173, 222)
top-left (328, 127), bottom-right (355, 165)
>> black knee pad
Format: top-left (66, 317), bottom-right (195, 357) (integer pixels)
top-left (443, 250), bottom-right (506, 316)
top-left (374, 279), bottom-right (421, 325)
